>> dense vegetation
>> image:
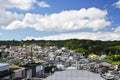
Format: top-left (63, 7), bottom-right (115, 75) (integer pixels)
top-left (0, 39), bottom-right (120, 64)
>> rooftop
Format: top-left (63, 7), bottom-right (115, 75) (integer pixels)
top-left (44, 70), bottom-right (105, 80)
top-left (0, 63), bottom-right (9, 67)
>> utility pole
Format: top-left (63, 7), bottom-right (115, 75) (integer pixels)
top-left (31, 45), bottom-right (33, 62)
top-left (76, 60), bottom-right (78, 70)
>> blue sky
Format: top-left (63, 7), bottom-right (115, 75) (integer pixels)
top-left (0, 0), bottom-right (120, 41)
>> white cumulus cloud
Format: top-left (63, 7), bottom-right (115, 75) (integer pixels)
top-left (24, 31), bottom-right (120, 41)
top-left (114, 0), bottom-right (120, 8)
top-left (114, 26), bottom-right (120, 32)
top-left (0, 0), bottom-right (37, 29)
top-left (38, 1), bottom-right (50, 8)
top-left (3, 7), bottom-right (111, 32)
top-left (0, 9), bottom-right (24, 28)
top-left (0, 0), bottom-right (36, 10)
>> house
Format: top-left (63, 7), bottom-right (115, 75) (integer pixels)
top-left (0, 48), bottom-right (8, 58)
top-left (35, 63), bottom-right (44, 77)
top-left (88, 54), bottom-right (100, 60)
top-left (21, 63), bottom-right (36, 79)
top-left (25, 67), bottom-right (33, 79)
top-left (22, 63), bottom-right (44, 78)
top-left (44, 61), bottom-right (56, 73)
top-left (88, 60), bottom-right (113, 74)
top-left (100, 64), bottom-right (116, 80)
top-left (100, 54), bottom-right (107, 59)
top-left (48, 52), bottom-right (55, 60)
top-left (10, 66), bottom-right (25, 80)
top-left (56, 61), bottom-right (65, 71)
top-left (99, 61), bottom-right (112, 67)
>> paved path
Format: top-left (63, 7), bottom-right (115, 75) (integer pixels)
top-left (44, 70), bottom-right (105, 80)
